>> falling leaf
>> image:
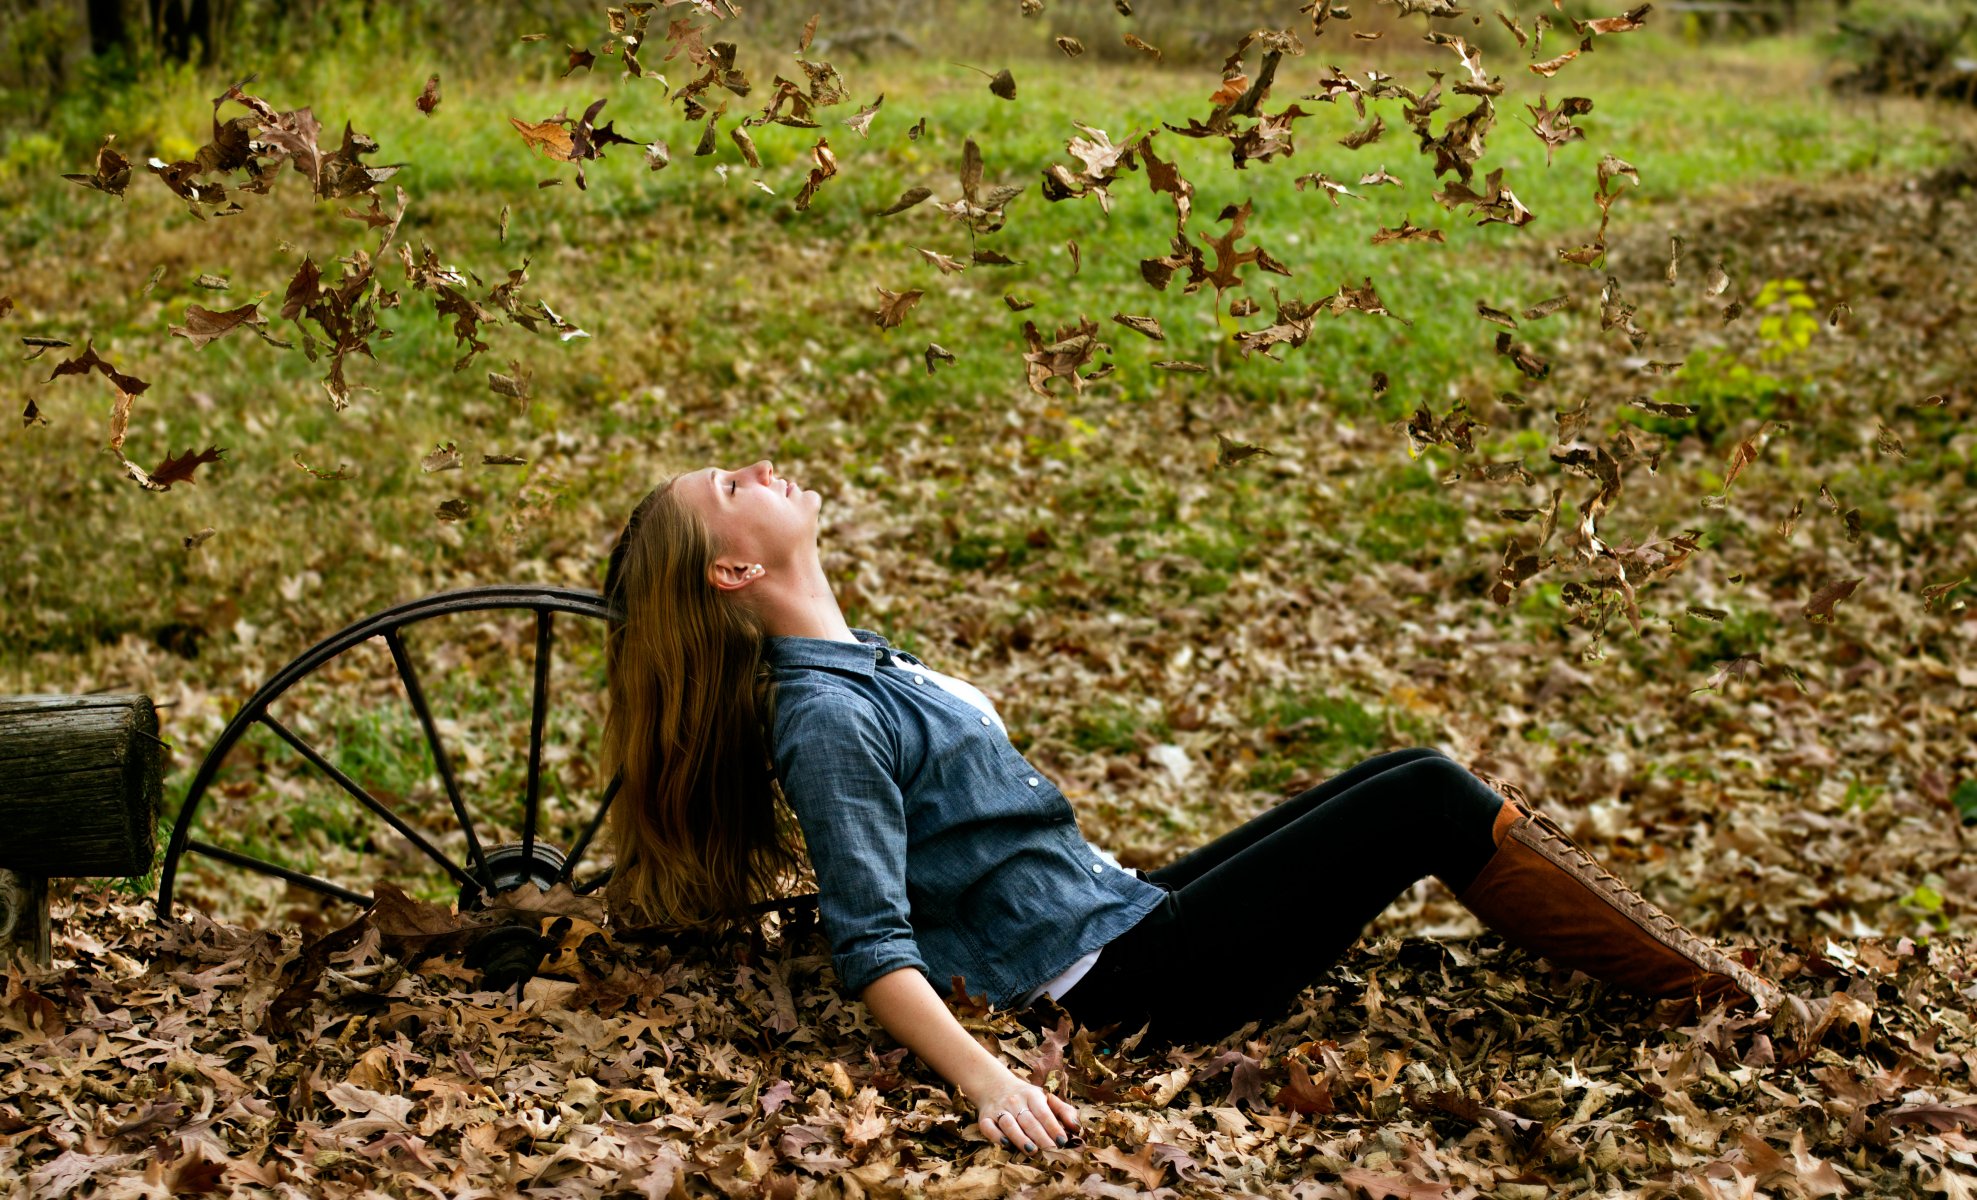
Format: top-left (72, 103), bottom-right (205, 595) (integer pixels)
top-left (183, 527), bottom-right (216, 549)
top-left (194, 273), bottom-right (230, 290)
top-left (1112, 313), bottom-right (1165, 340)
top-left (730, 124), bottom-right (761, 167)
top-left (1705, 257), bottom-right (1730, 297)
top-left (1152, 359), bottom-right (1208, 372)
top-left (63, 135), bottom-right (132, 196)
top-left (1530, 49), bottom-right (1580, 75)
top-left (1004, 294), bottom-right (1035, 311)
top-left (1055, 36), bottom-right (1084, 57)
top-left (876, 185), bottom-right (932, 217)
top-left (924, 343), bottom-right (956, 374)
top-left (169, 301), bottom-right (263, 349)
top-left (292, 451), bottom-right (353, 480)
top-left (510, 116), bottom-right (577, 162)
top-left (871, 284), bottom-right (923, 329)
top-left (842, 94), bottom-right (884, 138)
top-left (140, 265), bottom-right (166, 297)
top-left (482, 454), bottom-right (528, 465)
top-left (1123, 32), bottom-right (1162, 60)
top-left (1476, 301), bottom-right (1519, 328)
top-left (951, 61), bottom-right (1016, 99)
top-left (1340, 115), bottom-right (1385, 149)
top-left (143, 445), bottom-right (227, 489)
top-left (793, 137), bottom-right (837, 211)
top-left (416, 74), bottom-right (440, 117)
top-left (435, 497), bottom-right (475, 522)
top-left (1216, 432), bottom-right (1271, 467)
top-left (915, 247), bottom-right (967, 275)
top-left (1371, 217), bottom-right (1446, 245)
top-left (422, 442), bottom-right (463, 473)
top-left (21, 334), bottom-right (71, 361)
top-left (1522, 294), bottom-right (1570, 320)
top-left (1803, 576), bottom-right (1863, 625)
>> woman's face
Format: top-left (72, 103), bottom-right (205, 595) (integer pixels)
top-left (677, 459), bottom-right (820, 569)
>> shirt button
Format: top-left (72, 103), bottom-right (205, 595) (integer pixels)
top-left (1026, 776), bottom-right (1039, 787)
top-left (914, 674), bottom-right (926, 684)
top-left (1091, 863), bottom-right (1104, 873)
top-left (980, 716), bottom-right (992, 726)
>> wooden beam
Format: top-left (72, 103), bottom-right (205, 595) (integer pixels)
top-left (0, 695), bottom-right (162, 877)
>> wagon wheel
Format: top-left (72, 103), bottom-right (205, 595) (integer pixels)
top-left (155, 583), bottom-right (818, 932)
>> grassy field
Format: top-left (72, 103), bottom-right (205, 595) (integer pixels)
top-left (2, 14), bottom-right (1973, 937)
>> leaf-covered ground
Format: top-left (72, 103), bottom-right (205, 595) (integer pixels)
top-left (4, 875), bottom-right (1975, 1198)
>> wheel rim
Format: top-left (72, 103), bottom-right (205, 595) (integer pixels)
top-left (156, 586), bottom-right (623, 922)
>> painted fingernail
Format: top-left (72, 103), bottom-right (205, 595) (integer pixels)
top-left (1055, 1135), bottom-right (1067, 1147)
top-left (1025, 1142), bottom-right (1037, 1152)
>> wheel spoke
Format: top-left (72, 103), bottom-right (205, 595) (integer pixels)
top-left (559, 770), bottom-right (622, 882)
top-left (522, 609), bottom-right (554, 866)
top-left (185, 838), bottom-right (373, 907)
top-left (257, 711), bottom-right (484, 894)
top-left (573, 864), bottom-right (614, 896)
top-left (384, 627), bottom-right (494, 890)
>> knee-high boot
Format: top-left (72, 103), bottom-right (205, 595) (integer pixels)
top-left (1452, 801), bottom-right (1782, 1023)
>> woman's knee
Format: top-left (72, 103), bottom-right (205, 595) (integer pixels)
top-left (1392, 754), bottom-right (1502, 816)
top-left (1370, 745), bottom-right (1450, 770)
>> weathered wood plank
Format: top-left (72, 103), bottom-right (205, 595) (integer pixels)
top-left (0, 695), bottom-right (162, 877)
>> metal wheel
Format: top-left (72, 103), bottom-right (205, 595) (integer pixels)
top-left (154, 584), bottom-right (817, 928)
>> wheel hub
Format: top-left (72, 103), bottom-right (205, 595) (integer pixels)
top-left (458, 840), bottom-right (569, 912)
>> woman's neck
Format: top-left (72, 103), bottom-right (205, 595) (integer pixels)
top-left (754, 557), bottom-right (860, 643)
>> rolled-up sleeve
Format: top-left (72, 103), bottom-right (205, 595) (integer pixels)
top-left (773, 688), bottom-right (930, 996)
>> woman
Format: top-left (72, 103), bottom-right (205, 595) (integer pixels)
top-left (601, 459), bottom-right (1782, 1157)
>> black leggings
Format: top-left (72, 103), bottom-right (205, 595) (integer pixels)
top-left (1049, 746), bottom-right (1507, 1046)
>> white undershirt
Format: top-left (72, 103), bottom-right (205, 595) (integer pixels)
top-left (885, 652), bottom-right (1123, 1008)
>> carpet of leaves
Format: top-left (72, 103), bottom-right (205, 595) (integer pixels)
top-left (3, 875), bottom-right (1976, 1199)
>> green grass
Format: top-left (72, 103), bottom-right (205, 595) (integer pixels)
top-left (1244, 687), bottom-right (1435, 793)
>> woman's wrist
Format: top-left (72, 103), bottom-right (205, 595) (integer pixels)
top-left (954, 1048), bottom-right (1016, 1102)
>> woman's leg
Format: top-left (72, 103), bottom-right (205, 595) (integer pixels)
top-left (1143, 746), bottom-right (1453, 891)
top-left (1057, 753), bottom-right (1506, 1046)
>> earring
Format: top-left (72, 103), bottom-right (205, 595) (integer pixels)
top-left (747, 564), bottom-right (765, 578)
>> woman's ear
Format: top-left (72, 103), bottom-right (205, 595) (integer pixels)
top-left (708, 559), bottom-right (761, 592)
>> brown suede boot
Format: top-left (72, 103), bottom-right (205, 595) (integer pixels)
top-left (1452, 801), bottom-right (1783, 1024)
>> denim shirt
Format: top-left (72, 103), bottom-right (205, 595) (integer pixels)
top-left (764, 628), bottom-right (1168, 1010)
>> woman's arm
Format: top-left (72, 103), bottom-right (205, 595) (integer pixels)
top-left (861, 966), bottom-right (1080, 1153)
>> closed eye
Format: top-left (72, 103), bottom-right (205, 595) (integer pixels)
top-left (728, 478), bottom-right (737, 496)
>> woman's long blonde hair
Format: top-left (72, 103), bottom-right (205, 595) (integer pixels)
top-left (600, 474), bottom-right (806, 934)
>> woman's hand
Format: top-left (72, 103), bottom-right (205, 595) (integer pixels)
top-left (966, 1065), bottom-right (1081, 1154)
top-left (855, 969), bottom-right (1083, 1154)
